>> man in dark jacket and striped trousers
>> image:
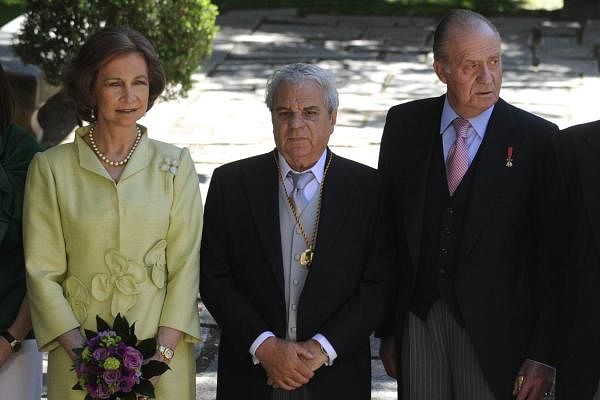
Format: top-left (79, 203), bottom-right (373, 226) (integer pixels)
top-left (378, 10), bottom-right (560, 400)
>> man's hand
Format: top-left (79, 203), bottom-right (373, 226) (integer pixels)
top-left (256, 337), bottom-right (315, 391)
top-left (512, 359), bottom-right (555, 400)
top-left (298, 340), bottom-right (328, 372)
top-left (379, 336), bottom-right (399, 379)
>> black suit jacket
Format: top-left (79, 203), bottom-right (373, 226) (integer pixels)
top-left (556, 120), bottom-right (600, 400)
top-left (200, 150), bottom-right (394, 400)
top-left (378, 96), bottom-right (560, 399)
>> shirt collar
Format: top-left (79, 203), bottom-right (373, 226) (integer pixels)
top-left (278, 149), bottom-right (327, 185)
top-left (440, 96), bottom-right (495, 140)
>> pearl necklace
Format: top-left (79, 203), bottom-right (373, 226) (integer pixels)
top-left (88, 125), bottom-right (142, 167)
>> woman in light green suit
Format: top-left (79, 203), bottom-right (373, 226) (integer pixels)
top-left (23, 27), bottom-right (202, 400)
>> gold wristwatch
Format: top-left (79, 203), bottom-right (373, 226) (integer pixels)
top-left (319, 344), bottom-right (330, 365)
top-left (158, 344), bottom-right (174, 361)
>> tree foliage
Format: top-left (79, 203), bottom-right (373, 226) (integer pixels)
top-left (13, 0), bottom-right (219, 98)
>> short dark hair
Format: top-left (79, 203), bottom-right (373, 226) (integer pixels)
top-left (64, 26), bottom-right (165, 122)
top-left (433, 9), bottom-right (500, 62)
top-left (0, 63), bottom-right (15, 130)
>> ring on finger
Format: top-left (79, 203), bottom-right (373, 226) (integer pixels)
top-left (516, 375), bottom-right (525, 391)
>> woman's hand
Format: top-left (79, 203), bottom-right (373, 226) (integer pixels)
top-left (146, 326), bottom-right (183, 388)
top-left (57, 328), bottom-right (86, 361)
top-left (0, 296), bottom-right (36, 367)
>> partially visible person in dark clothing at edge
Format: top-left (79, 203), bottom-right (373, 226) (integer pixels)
top-left (0, 63), bottom-right (42, 400)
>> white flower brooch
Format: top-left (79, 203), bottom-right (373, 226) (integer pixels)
top-left (160, 158), bottom-right (179, 175)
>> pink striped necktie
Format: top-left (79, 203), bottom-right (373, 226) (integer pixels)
top-left (446, 117), bottom-right (471, 196)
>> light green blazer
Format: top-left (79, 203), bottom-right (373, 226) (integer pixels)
top-left (23, 125), bottom-right (202, 399)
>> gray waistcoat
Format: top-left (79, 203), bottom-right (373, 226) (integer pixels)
top-left (278, 187), bottom-right (319, 341)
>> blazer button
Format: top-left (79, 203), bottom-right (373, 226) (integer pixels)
top-left (293, 279), bottom-right (299, 286)
top-left (290, 327), bottom-right (296, 333)
top-left (292, 304), bottom-right (297, 311)
top-left (294, 254), bottom-right (300, 261)
top-left (440, 268), bottom-right (446, 274)
top-left (447, 207), bottom-right (454, 214)
top-left (295, 227), bottom-right (301, 235)
top-left (440, 248), bottom-right (448, 256)
top-left (443, 227), bottom-right (451, 235)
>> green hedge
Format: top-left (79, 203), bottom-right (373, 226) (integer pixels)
top-left (0, 0), bottom-right (26, 26)
top-left (13, 0), bottom-right (219, 98)
top-left (213, 0), bottom-right (553, 15)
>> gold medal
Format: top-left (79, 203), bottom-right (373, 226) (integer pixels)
top-left (274, 151), bottom-right (334, 271)
top-left (300, 248), bottom-right (314, 267)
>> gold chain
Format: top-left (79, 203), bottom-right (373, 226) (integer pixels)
top-left (274, 151), bottom-right (334, 264)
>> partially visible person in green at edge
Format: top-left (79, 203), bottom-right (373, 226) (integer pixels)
top-left (0, 62), bottom-right (43, 400)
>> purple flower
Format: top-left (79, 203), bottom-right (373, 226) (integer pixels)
top-left (116, 342), bottom-right (127, 355)
top-left (88, 336), bottom-right (101, 349)
top-left (87, 382), bottom-right (110, 399)
top-left (75, 361), bottom-right (87, 376)
top-left (86, 363), bottom-right (100, 375)
top-left (102, 369), bottom-right (121, 384)
top-left (119, 369), bottom-right (141, 393)
top-left (92, 347), bottom-right (109, 361)
top-left (118, 374), bottom-right (137, 393)
top-left (122, 346), bottom-right (143, 369)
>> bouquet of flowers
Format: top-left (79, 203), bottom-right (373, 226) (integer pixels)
top-left (72, 314), bottom-right (169, 400)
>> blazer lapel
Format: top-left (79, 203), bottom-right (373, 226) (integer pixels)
top-left (461, 99), bottom-right (524, 257)
top-left (243, 151), bottom-right (285, 294)
top-left (75, 125), bottom-right (150, 182)
top-left (403, 98), bottom-right (443, 273)
top-left (117, 127), bottom-right (150, 182)
top-left (76, 127), bottom-right (113, 181)
top-left (574, 130), bottom-right (600, 252)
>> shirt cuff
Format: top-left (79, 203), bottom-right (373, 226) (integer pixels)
top-left (526, 358), bottom-right (556, 372)
top-left (249, 331), bottom-right (275, 365)
top-left (312, 333), bottom-right (337, 366)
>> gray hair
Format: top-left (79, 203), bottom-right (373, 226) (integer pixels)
top-left (265, 63), bottom-right (339, 114)
top-left (433, 9), bottom-right (500, 62)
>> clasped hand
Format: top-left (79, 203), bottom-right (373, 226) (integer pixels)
top-left (512, 359), bottom-right (555, 400)
top-left (256, 337), bottom-right (328, 391)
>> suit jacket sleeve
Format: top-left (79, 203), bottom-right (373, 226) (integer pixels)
top-left (314, 173), bottom-right (396, 358)
top-left (374, 105), bottom-right (411, 339)
top-left (526, 122), bottom-right (562, 364)
top-left (200, 166), bottom-right (272, 355)
top-left (23, 152), bottom-right (80, 351)
top-left (159, 147), bottom-right (203, 342)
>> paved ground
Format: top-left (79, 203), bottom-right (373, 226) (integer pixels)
top-left (141, 9), bottom-right (600, 200)
top-left (3, 7), bottom-right (600, 400)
